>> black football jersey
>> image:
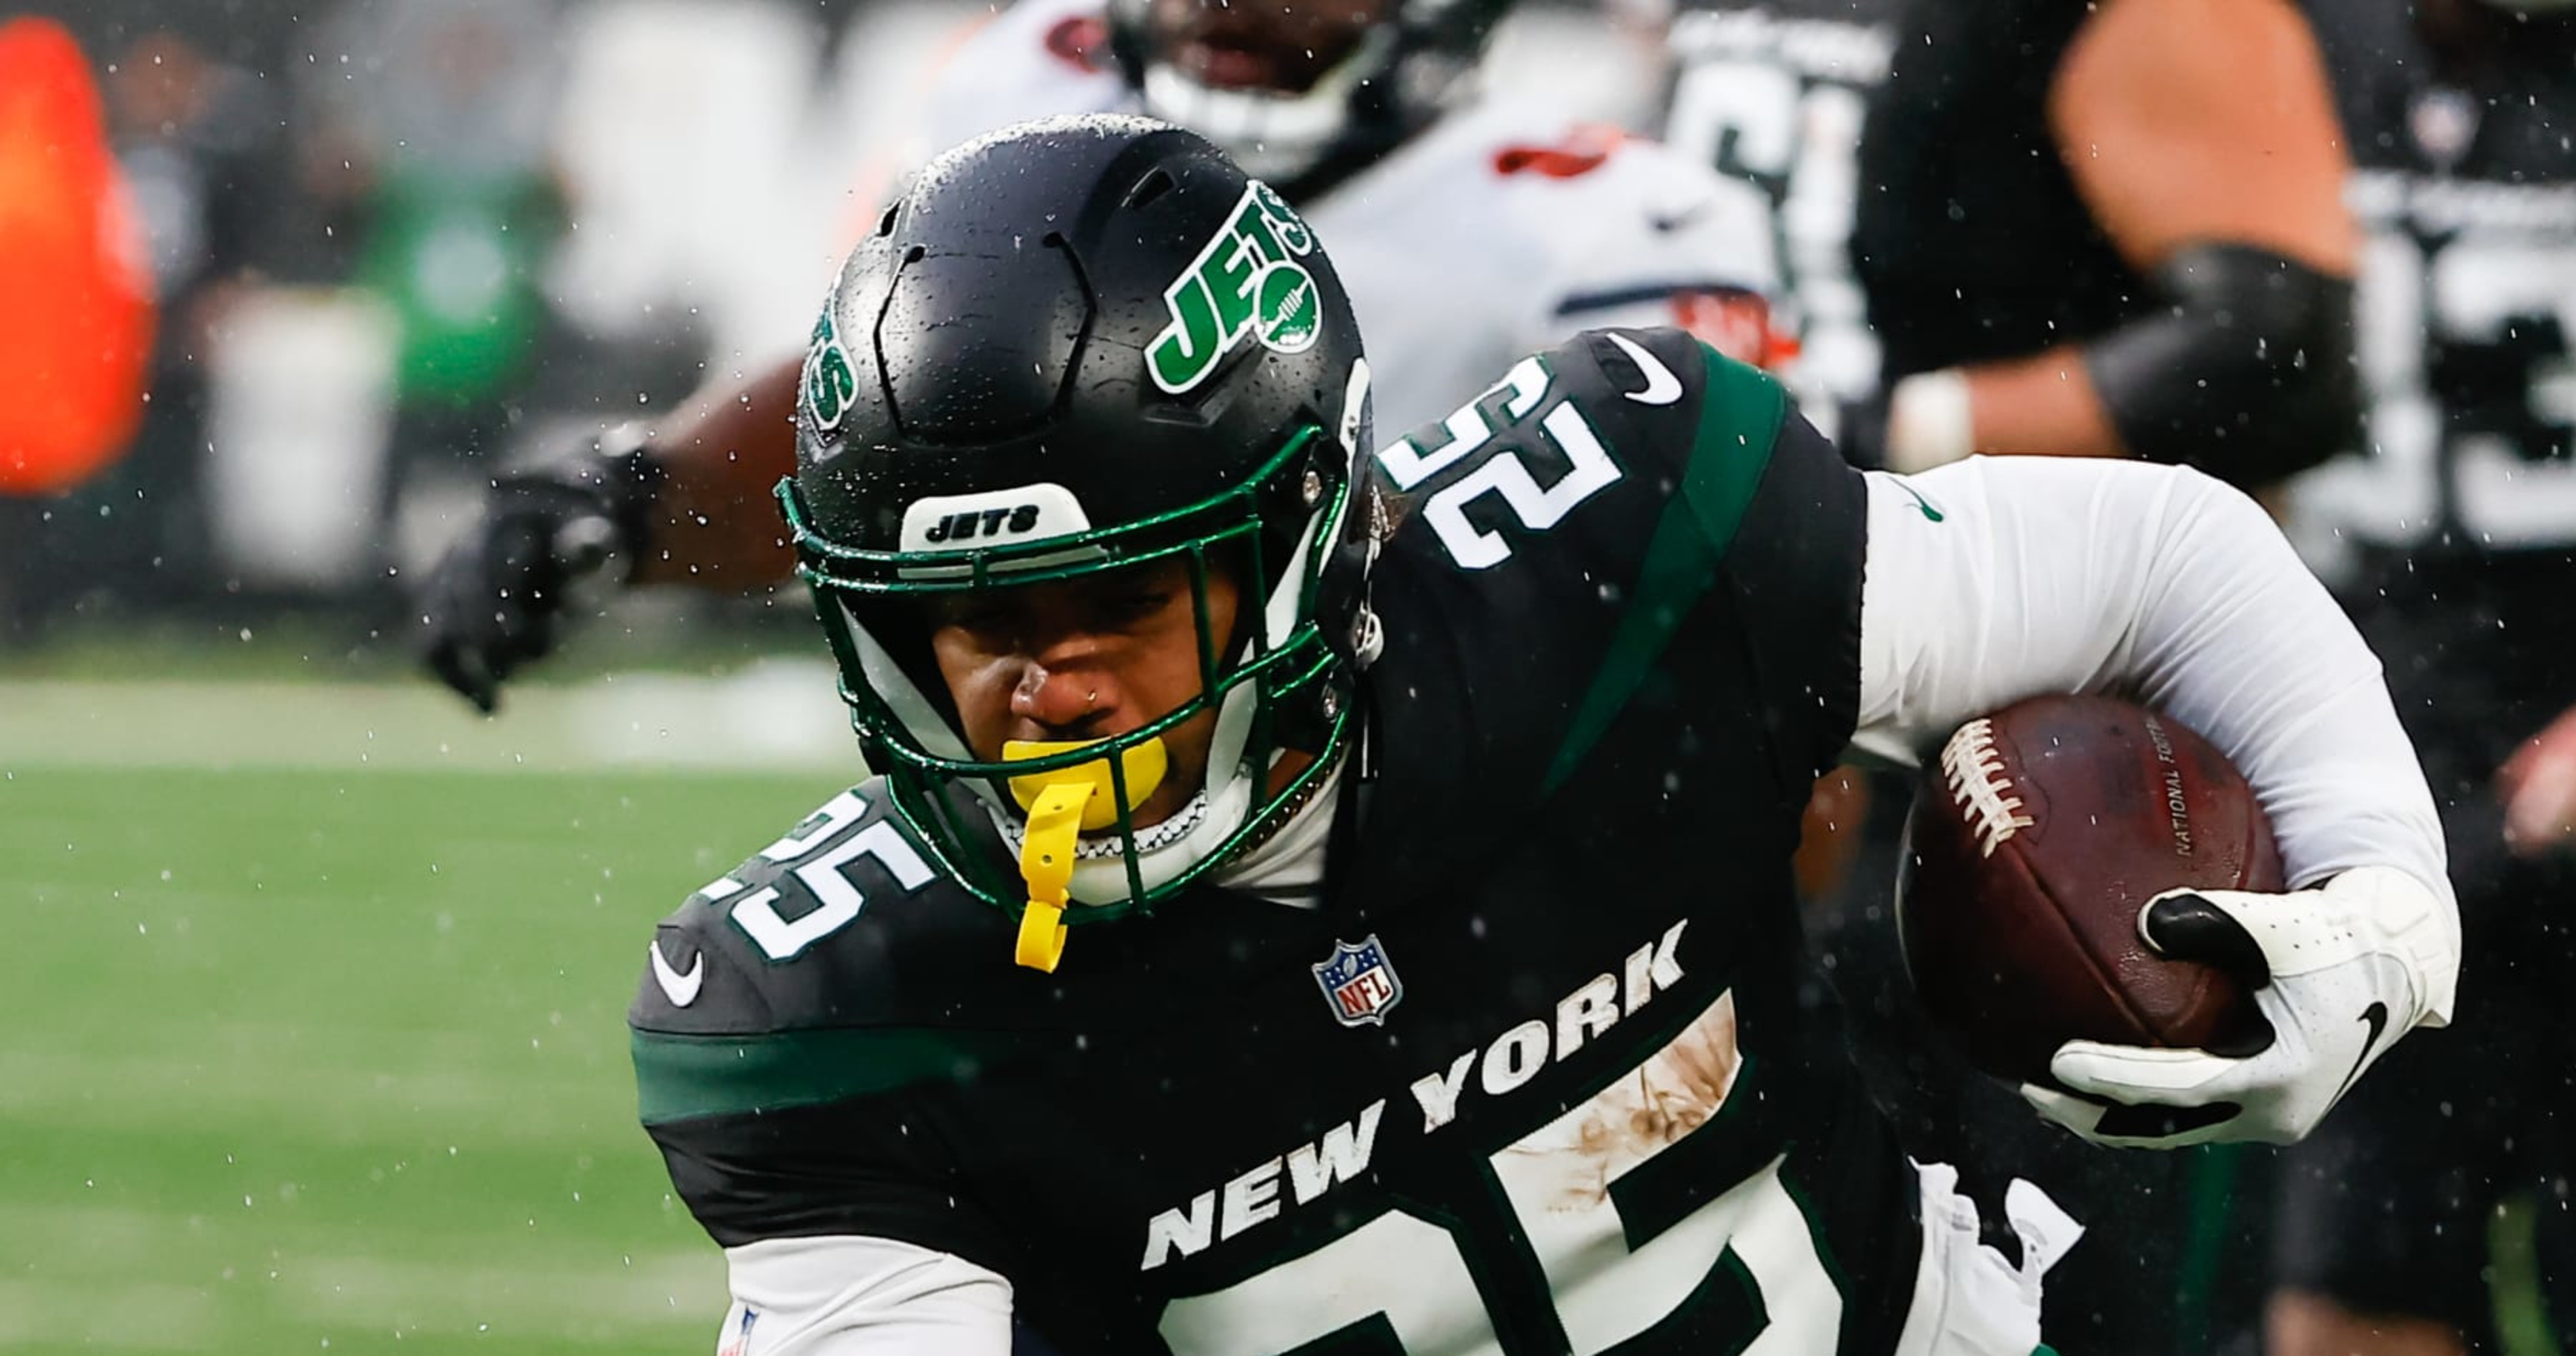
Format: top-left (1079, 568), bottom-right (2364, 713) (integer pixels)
top-left (1659, 0), bottom-right (1903, 418)
top-left (2289, 3), bottom-right (2576, 607)
top-left (630, 329), bottom-right (1920, 1353)
top-left (1847, 0), bottom-right (2144, 386)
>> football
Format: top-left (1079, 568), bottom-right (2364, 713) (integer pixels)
top-left (1897, 694), bottom-right (2285, 1086)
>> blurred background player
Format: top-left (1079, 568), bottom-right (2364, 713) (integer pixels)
top-left (1658, 0), bottom-right (2360, 488)
top-left (1655, 0), bottom-right (1893, 445)
top-left (410, 0), bottom-right (1783, 711)
top-left (1849, 0), bottom-right (2359, 490)
top-left (898, 0), bottom-right (1782, 439)
top-left (2268, 0), bottom-right (2576, 1350)
top-left (1651, 0), bottom-right (2369, 1351)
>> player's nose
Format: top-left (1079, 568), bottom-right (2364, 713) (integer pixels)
top-left (1011, 660), bottom-right (1120, 740)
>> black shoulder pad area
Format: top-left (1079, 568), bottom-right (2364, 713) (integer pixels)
top-left (625, 782), bottom-right (1045, 1115)
top-left (1361, 327), bottom-right (1860, 809)
top-left (1371, 326), bottom-right (1789, 580)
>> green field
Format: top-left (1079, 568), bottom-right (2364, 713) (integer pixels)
top-left (5, 761), bottom-right (850, 1353)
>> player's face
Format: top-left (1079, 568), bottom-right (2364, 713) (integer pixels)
top-left (1145, 0), bottom-right (1396, 94)
top-left (925, 558), bottom-right (1241, 828)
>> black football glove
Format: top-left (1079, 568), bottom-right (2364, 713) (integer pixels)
top-left (414, 432), bottom-right (664, 713)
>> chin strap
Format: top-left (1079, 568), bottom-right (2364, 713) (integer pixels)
top-left (1003, 738), bottom-right (1169, 973)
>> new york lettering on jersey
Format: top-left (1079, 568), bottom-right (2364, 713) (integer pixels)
top-left (633, 331), bottom-right (1924, 1352)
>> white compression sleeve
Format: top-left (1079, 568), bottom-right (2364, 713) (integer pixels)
top-left (1851, 456), bottom-right (2451, 918)
top-left (718, 1235), bottom-right (1013, 1355)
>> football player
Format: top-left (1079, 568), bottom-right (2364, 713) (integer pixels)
top-left (629, 115), bottom-right (2459, 1354)
top-left (2267, 0), bottom-right (2576, 1351)
top-left (411, 0), bottom-right (1775, 712)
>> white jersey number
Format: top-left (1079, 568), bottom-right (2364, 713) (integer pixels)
top-left (1378, 357), bottom-right (1626, 570)
top-left (1158, 992), bottom-right (1843, 1354)
top-left (699, 791), bottom-right (935, 961)
top-left (2295, 191), bottom-right (2576, 559)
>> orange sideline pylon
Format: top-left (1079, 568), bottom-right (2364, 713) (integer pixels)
top-left (0, 16), bottom-right (155, 496)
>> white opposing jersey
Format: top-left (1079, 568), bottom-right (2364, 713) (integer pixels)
top-left (917, 0), bottom-right (1781, 435)
top-left (1305, 102), bottom-right (1779, 435)
top-left (914, 0), bottom-right (1128, 162)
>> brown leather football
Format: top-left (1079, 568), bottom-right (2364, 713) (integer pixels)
top-left (1897, 694), bottom-right (2284, 1086)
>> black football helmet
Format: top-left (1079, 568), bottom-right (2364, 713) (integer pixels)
top-left (1106, 0), bottom-right (1519, 190)
top-left (782, 115), bottom-right (1380, 942)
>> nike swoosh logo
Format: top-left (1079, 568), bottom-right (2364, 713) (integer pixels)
top-left (2329, 1001), bottom-right (2390, 1107)
top-left (1647, 201), bottom-right (1714, 235)
top-left (1606, 332), bottom-right (1682, 406)
top-left (650, 939), bottom-right (704, 1008)
top-left (1895, 481), bottom-right (1945, 522)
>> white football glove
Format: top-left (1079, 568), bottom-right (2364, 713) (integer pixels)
top-left (2020, 866), bottom-right (2459, 1149)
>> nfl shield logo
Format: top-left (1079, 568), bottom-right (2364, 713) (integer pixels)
top-left (1312, 935), bottom-right (1404, 1026)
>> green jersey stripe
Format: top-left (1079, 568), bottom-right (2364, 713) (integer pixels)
top-left (1544, 346), bottom-right (1787, 796)
top-left (634, 1025), bottom-right (1011, 1125)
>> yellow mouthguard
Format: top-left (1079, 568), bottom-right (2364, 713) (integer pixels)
top-left (1001, 739), bottom-right (1169, 972)
top-left (1003, 739), bottom-right (1169, 828)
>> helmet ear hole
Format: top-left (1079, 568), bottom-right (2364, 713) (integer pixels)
top-left (876, 203), bottom-right (900, 237)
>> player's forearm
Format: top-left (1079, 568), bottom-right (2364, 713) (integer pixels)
top-left (1851, 456), bottom-right (2449, 904)
top-left (1880, 0), bottom-right (2364, 485)
top-left (1889, 253), bottom-right (2360, 489)
top-left (2110, 469), bottom-right (2444, 900)
top-left (2025, 0), bottom-right (2361, 486)
top-left (1906, 351), bottom-right (2122, 469)
top-left (630, 353), bottom-right (804, 589)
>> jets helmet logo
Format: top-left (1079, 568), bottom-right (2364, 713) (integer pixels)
top-left (1312, 935), bottom-right (1403, 1026)
top-left (803, 309), bottom-right (858, 433)
top-left (1147, 180), bottom-right (1321, 394)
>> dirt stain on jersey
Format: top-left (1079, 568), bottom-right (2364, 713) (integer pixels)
top-left (1501, 990), bottom-right (1742, 1212)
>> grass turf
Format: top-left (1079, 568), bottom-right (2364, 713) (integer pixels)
top-left (3, 764), bottom-right (851, 1353)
